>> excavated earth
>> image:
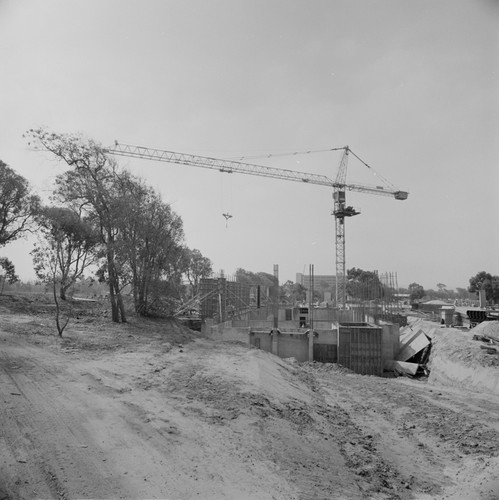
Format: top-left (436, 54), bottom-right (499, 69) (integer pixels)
top-left (0, 293), bottom-right (498, 500)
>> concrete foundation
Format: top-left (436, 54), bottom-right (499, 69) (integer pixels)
top-left (203, 307), bottom-right (401, 375)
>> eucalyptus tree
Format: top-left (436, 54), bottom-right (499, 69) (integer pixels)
top-left (26, 128), bottom-right (188, 320)
top-left (0, 257), bottom-right (18, 294)
top-left (25, 129), bottom-right (128, 322)
top-left (0, 159), bottom-right (39, 247)
top-left (111, 171), bottom-right (185, 316)
top-left (468, 271), bottom-right (499, 304)
top-left (30, 207), bottom-right (98, 336)
top-left (32, 206), bottom-right (99, 301)
top-left (181, 248), bottom-right (213, 298)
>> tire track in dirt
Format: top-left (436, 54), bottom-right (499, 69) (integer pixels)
top-left (304, 364), bottom-right (499, 499)
top-left (0, 340), bottom-right (122, 499)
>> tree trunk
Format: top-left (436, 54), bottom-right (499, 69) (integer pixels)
top-left (108, 280), bottom-right (119, 323)
top-left (106, 250), bottom-right (121, 322)
top-left (53, 280), bottom-right (70, 336)
top-left (114, 278), bottom-right (127, 323)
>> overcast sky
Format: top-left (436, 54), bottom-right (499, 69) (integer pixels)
top-left (1, 0), bottom-right (498, 291)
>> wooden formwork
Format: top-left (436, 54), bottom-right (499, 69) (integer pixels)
top-left (337, 322), bottom-right (383, 376)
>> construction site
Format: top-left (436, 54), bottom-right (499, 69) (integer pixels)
top-left (2, 0), bottom-right (497, 496)
top-left (116, 142), bottom-right (422, 376)
top-left (1, 141), bottom-right (499, 500)
top-left (109, 143), bottom-right (412, 370)
top-left (1, 285), bottom-right (498, 500)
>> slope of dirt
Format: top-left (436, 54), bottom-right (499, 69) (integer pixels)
top-left (428, 321), bottom-right (499, 395)
top-left (1, 294), bottom-right (499, 499)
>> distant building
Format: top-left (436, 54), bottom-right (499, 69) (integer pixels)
top-left (296, 273), bottom-right (337, 291)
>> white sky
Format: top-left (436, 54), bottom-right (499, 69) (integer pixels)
top-left (1, 0), bottom-right (498, 290)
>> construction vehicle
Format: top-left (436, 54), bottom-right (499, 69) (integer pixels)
top-left (105, 142), bottom-right (408, 308)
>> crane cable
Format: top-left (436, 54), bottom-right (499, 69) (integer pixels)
top-left (225, 146), bottom-right (346, 162)
top-left (220, 168), bottom-right (233, 227)
top-left (225, 146), bottom-right (397, 190)
top-left (348, 150), bottom-right (398, 190)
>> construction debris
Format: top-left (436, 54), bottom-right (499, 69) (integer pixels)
top-left (479, 345), bottom-right (499, 355)
top-left (386, 360), bottom-right (419, 377)
top-left (397, 329), bottom-right (431, 363)
top-left (473, 333), bottom-right (499, 355)
top-left (385, 322), bottom-right (433, 377)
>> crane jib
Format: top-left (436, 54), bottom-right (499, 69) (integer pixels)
top-left (106, 144), bottom-right (408, 199)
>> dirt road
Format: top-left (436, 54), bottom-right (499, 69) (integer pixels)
top-left (1, 310), bottom-right (498, 499)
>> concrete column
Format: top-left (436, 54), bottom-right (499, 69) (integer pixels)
top-left (308, 330), bottom-right (314, 361)
top-left (271, 329), bottom-right (279, 356)
top-left (479, 290), bottom-right (487, 308)
top-left (308, 264), bottom-right (314, 361)
top-left (273, 264), bottom-right (279, 330)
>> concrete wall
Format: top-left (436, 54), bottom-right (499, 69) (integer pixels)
top-left (314, 320), bottom-right (336, 330)
top-left (207, 324), bottom-right (251, 342)
top-left (233, 307), bottom-right (357, 329)
top-left (277, 334), bottom-right (309, 362)
top-left (315, 329), bottom-right (337, 345)
top-left (242, 320), bottom-right (273, 329)
top-left (248, 328), bottom-right (338, 363)
top-left (249, 331), bottom-right (273, 352)
top-left (380, 322), bottom-right (400, 364)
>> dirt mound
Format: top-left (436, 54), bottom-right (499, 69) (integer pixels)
top-left (472, 320), bottom-right (499, 340)
top-left (428, 321), bottom-right (499, 395)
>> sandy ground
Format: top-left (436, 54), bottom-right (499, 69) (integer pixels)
top-left (427, 319), bottom-right (499, 395)
top-left (0, 295), bottom-right (498, 499)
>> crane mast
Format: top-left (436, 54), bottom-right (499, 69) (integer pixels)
top-left (106, 142), bottom-right (408, 308)
top-left (333, 148), bottom-right (360, 308)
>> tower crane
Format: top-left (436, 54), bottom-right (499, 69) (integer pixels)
top-left (105, 142), bottom-right (408, 308)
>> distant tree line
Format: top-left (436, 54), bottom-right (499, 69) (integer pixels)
top-left (402, 271), bottom-right (499, 305)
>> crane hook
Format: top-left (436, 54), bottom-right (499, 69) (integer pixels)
top-left (222, 213), bottom-right (233, 228)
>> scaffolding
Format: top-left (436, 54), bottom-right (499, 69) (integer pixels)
top-left (194, 272), bottom-right (278, 322)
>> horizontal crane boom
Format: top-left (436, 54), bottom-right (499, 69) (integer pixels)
top-left (105, 143), bottom-right (408, 200)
